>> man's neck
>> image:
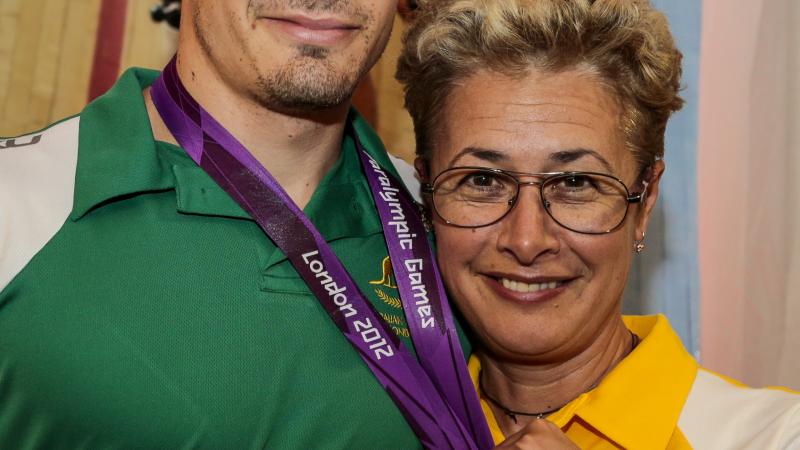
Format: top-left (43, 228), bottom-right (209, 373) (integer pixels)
top-left (479, 318), bottom-right (633, 437)
top-left (143, 62), bottom-right (351, 209)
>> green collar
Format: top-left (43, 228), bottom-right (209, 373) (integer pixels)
top-left (70, 67), bottom-right (404, 245)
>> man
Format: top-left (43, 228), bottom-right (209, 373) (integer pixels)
top-left (0, 1), bottom-right (440, 447)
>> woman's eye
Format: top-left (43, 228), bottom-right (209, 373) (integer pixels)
top-left (466, 173), bottom-right (497, 187)
top-left (561, 176), bottom-right (588, 189)
top-left (452, 171), bottom-right (511, 200)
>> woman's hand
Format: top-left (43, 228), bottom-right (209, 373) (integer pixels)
top-left (494, 419), bottom-right (579, 449)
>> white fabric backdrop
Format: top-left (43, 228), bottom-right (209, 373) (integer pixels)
top-left (699, 0), bottom-right (800, 389)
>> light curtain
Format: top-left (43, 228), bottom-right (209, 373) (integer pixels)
top-left (699, 0), bottom-right (800, 389)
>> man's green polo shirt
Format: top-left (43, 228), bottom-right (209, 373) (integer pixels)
top-left (0, 68), bottom-right (456, 448)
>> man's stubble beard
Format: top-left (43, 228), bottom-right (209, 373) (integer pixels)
top-left (253, 44), bottom-right (366, 113)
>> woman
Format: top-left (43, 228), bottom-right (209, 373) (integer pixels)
top-left (396, 0), bottom-right (800, 448)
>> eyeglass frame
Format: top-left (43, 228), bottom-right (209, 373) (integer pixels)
top-left (420, 166), bottom-right (648, 235)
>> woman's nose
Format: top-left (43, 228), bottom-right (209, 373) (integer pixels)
top-left (495, 186), bottom-right (561, 264)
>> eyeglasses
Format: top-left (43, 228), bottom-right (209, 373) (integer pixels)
top-left (421, 167), bottom-right (645, 234)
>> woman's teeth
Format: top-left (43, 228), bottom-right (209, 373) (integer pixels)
top-left (501, 278), bottom-right (561, 293)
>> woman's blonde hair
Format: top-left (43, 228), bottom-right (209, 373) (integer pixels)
top-left (396, 0), bottom-right (684, 168)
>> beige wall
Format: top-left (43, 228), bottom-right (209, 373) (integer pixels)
top-left (0, 3), bottom-right (415, 162)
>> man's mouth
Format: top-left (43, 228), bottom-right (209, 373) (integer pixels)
top-left (261, 14), bottom-right (362, 46)
top-left (272, 15), bottom-right (360, 31)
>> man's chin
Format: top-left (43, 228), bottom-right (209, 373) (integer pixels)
top-left (259, 91), bottom-right (354, 116)
top-left (278, 91), bottom-right (351, 111)
top-left (254, 75), bottom-right (358, 115)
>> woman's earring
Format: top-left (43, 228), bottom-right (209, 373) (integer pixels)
top-left (634, 232), bottom-right (646, 254)
top-left (417, 202), bottom-right (433, 232)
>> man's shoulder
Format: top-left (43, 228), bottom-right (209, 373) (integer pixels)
top-left (0, 116), bottom-right (81, 290)
top-left (678, 367), bottom-right (800, 449)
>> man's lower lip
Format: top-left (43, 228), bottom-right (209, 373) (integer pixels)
top-left (263, 18), bottom-right (357, 45)
top-left (485, 277), bottom-right (570, 304)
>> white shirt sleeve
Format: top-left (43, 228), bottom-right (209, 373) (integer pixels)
top-left (0, 117), bottom-right (80, 290)
top-left (387, 153), bottom-right (421, 203)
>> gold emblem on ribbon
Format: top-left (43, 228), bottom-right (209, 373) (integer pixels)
top-left (369, 256), bottom-right (397, 289)
top-left (369, 256), bottom-right (408, 336)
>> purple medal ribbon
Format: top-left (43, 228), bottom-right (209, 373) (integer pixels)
top-left (150, 57), bottom-right (493, 450)
top-left (356, 150), bottom-right (494, 447)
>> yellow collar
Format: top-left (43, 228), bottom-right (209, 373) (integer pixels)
top-left (469, 315), bottom-right (698, 448)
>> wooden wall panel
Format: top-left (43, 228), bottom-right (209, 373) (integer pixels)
top-left (119, 0), bottom-right (176, 71)
top-left (0, 0), bottom-right (21, 116)
top-left (2, 0), bottom-right (49, 134)
top-left (0, 0), bottom-right (101, 136)
top-left (51, 0), bottom-right (102, 120)
top-left (373, 16), bottom-right (415, 163)
top-left (27, 0), bottom-right (69, 129)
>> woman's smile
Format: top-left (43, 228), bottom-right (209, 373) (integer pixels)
top-left (479, 272), bottom-right (578, 304)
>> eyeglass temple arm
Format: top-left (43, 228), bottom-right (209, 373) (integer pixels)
top-left (627, 179), bottom-right (650, 203)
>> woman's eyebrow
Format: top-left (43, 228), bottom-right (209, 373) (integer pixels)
top-left (449, 146), bottom-right (508, 166)
top-left (549, 148), bottom-right (614, 173)
top-left (448, 146), bottom-right (615, 173)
